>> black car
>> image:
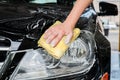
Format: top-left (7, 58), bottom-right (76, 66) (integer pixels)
top-left (0, 0), bottom-right (118, 80)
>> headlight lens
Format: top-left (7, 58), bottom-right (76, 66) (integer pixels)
top-left (11, 30), bottom-right (96, 80)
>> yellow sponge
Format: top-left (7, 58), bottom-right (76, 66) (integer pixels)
top-left (38, 21), bottom-right (80, 59)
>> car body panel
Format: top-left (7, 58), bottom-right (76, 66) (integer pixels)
top-left (0, 1), bottom-right (110, 80)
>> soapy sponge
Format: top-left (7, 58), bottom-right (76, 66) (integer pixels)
top-left (38, 21), bottom-right (80, 59)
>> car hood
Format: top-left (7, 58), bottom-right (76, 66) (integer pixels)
top-left (0, 3), bottom-right (97, 40)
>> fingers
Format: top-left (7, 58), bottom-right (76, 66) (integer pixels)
top-left (43, 23), bottom-right (73, 47)
top-left (46, 34), bottom-right (57, 44)
top-left (44, 28), bottom-right (53, 39)
top-left (65, 32), bottom-right (73, 44)
top-left (50, 33), bottom-right (64, 47)
top-left (46, 32), bottom-right (58, 44)
top-left (44, 32), bottom-right (73, 47)
top-left (44, 28), bottom-right (64, 47)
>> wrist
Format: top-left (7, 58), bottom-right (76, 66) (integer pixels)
top-left (63, 20), bottom-right (75, 30)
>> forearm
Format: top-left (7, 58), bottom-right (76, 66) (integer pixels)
top-left (64, 0), bottom-right (93, 29)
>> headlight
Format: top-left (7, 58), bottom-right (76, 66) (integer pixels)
top-left (0, 36), bottom-right (11, 63)
top-left (10, 30), bottom-right (96, 80)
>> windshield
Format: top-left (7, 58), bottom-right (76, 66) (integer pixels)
top-left (30, 0), bottom-right (57, 4)
top-left (0, 0), bottom-right (57, 4)
top-left (0, 0), bottom-right (76, 5)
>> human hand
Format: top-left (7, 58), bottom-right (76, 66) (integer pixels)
top-left (44, 22), bottom-right (73, 47)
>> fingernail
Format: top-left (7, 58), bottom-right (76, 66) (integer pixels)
top-left (65, 38), bottom-right (70, 44)
top-left (65, 36), bottom-right (70, 44)
top-left (50, 41), bottom-right (55, 47)
top-left (65, 33), bottom-right (72, 44)
top-left (45, 30), bottom-right (48, 33)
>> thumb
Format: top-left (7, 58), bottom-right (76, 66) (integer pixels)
top-left (65, 32), bottom-right (73, 44)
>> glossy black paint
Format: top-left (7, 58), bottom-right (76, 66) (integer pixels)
top-left (0, 1), bottom-right (110, 80)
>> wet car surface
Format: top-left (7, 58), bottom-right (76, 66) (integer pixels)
top-left (0, 0), bottom-right (110, 80)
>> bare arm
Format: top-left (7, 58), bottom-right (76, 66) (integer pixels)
top-left (44, 0), bottom-right (93, 47)
top-left (64, 0), bottom-right (93, 29)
